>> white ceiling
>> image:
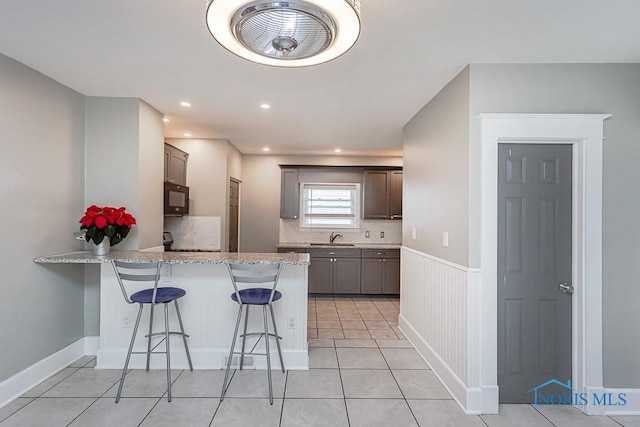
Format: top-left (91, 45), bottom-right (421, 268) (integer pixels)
top-left (1, 0), bottom-right (639, 156)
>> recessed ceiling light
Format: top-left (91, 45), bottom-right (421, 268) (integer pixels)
top-left (263, 147), bottom-right (270, 152)
top-left (163, 117), bottom-right (170, 123)
top-left (334, 148), bottom-right (342, 153)
top-left (184, 133), bottom-right (192, 137)
top-left (180, 101), bottom-right (191, 107)
top-left (260, 103), bottom-right (271, 109)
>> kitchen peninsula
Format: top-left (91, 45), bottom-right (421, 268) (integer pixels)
top-left (35, 251), bottom-right (310, 370)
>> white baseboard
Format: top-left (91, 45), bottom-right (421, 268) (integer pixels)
top-left (0, 336), bottom-right (98, 409)
top-left (399, 315), bottom-right (479, 414)
top-left (96, 348), bottom-right (309, 371)
top-left (599, 388), bottom-right (640, 416)
top-left (557, 386), bottom-right (640, 416)
top-left (84, 336), bottom-right (100, 355)
top-left (481, 385), bottom-right (500, 415)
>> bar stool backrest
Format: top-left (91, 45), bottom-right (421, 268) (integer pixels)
top-left (112, 261), bottom-right (162, 304)
top-left (227, 263), bottom-right (282, 304)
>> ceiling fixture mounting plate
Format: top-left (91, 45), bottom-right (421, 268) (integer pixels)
top-left (206, 0), bottom-right (360, 67)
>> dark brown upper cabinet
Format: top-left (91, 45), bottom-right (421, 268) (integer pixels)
top-left (363, 170), bottom-right (402, 220)
top-left (164, 143), bottom-right (188, 186)
top-left (280, 168), bottom-right (300, 219)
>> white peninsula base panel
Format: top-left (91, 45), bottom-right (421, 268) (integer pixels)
top-left (98, 262), bottom-right (309, 371)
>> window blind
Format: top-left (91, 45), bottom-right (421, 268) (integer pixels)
top-left (300, 183), bottom-right (359, 228)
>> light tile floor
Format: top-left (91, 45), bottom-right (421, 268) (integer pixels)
top-left (1, 296), bottom-right (639, 426)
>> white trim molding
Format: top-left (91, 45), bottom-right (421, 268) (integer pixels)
top-left (480, 113), bottom-right (610, 414)
top-left (0, 336), bottom-right (98, 409)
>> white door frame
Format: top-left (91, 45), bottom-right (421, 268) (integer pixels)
top-left (479, 114), bottom-right (610, 414)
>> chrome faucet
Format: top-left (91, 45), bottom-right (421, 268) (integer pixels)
top-left (329, 232), bottom-right (343, 245)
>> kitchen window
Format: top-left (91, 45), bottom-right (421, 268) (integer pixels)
top-left (300, 183), bottom-right (360, 228)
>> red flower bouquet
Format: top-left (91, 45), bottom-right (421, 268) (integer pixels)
top-left (79, 205), bottom-right (136, 246)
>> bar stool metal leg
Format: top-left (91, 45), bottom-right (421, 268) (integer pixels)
top-left (263, 305), bottom-right (273, 405)
top-left (221, 304), bottom-right (244, 401)
top-left (174, 300), bottom-right (193, 371)
top-left (164, 303), bottom-right (172, 401)
top-left (269, 304), bottom-right (285, 373)
top-left (146, 303), bottom-right (155, 371)
top-left (240, 307), bottom-right (250, 370)
top-left (116, 304), bottom-right (144, 403)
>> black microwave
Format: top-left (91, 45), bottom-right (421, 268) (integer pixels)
top-left (164, 182), bottom-right (189, 215)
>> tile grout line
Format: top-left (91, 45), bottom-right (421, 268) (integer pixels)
top-left (378, 339), bottom-right (422, 426)
top-left (64, 365), bottom-right (126, 427)
top-left (530, 403), bottom-right (559, 427)
top-left (335, 336), bottom-right (352, 427)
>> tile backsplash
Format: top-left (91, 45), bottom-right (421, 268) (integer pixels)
top-left (279, 219), bottom-right (402, 244)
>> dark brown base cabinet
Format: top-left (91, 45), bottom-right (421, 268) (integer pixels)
top-left (278, 247), bottom-right (399, 295)
top-left (361, 251), bottom-right (400, 294)
top-left (307, 248), bottom-right (361, 294)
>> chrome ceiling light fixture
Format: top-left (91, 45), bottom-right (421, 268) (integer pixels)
top-left (206, 0), bottom-right (361, 67)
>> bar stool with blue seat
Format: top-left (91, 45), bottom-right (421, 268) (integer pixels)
top-left (220, 262), bottom-right (284, 405)
top-left (111, 260), bottom-right (193, 402)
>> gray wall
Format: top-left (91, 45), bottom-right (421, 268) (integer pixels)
top-left (402, 66), bottom-right (471, 266)
top-left (402, 63), bottom-right (640, 388)
top-left (0, 53), bottom-right (86, 381)
top-left (137, 100), bottom-right (165, 249)
top-left (86, 97), bottom-right (164, 251)
top-left (240, 155), bottom-right (402, 252)
top-left (466, 63), bottom-right (640, 388)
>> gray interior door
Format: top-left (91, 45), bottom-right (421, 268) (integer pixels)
top-left (497, 143), bottom-right (572, 403)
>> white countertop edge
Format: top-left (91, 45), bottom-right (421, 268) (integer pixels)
top-left (34, 250), bottom-right (310, 265)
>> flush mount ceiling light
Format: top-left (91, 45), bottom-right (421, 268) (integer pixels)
top-left (206, 0), bottom-right (361, 67)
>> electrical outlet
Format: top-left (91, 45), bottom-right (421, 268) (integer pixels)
top-left (411, 227), bottom-right (417, 240)
top-left (121, 314), bottom-right (131, 328)
top-left (162, 263), bottom-right (171, 281)
top-left (365, 230), bottom-right (370, 238)
top-left (380, 231), bottom-right (385, 238)
top-left (442, 232), bottom-right (449, 247)
top-left (288, 317), bottom-right (295, 329)
top-left (224, 356), bottom-right (254, 367)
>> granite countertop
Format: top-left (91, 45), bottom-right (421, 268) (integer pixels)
top-left (34, 251), bottom-right (310, 265)
top-left (277, 242), bottom-right (401, 250)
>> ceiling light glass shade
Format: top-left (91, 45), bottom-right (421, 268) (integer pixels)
top-left (206, 0), bottom-right (361, 67)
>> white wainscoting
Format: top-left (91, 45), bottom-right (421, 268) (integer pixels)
top-left (97, 262), bottom-right (309, 371)
top-left (399, 247), bottom-right (484, 414)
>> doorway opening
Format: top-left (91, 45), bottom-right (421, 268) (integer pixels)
top-left (229, 178), bottom-right (240, 252)
top-left (479, 113), bottom-right (608, 414)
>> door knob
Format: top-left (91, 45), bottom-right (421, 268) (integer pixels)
top-left (559, 282), bottom-right (574, 294)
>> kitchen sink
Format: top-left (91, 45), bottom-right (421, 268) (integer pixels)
top-left (310, 243), bottom-right (355, 247)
